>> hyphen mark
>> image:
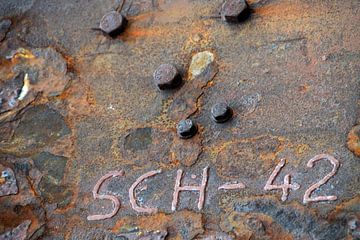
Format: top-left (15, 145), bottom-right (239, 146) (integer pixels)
top-left (171, 167), bottom-right (209, 211)
top-left (129, 169), bottom-right (162, 214)
top-left (264, 159), bottom-right (300, 201)
top-left (303, 154), bottom-right (340, 204)
top-left (87, 170), bottom-right (124, 221)
top-left (218, 182), bottom-right (246, 190)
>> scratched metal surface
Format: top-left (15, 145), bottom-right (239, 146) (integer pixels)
top-left (0, 0), bottom-right (359, 239)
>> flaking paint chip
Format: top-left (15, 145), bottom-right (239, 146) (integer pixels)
top-left (188, 51), bottom-right (214, 80)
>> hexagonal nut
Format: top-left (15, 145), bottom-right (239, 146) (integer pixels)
top-left (177, 119), bottom-right (198, 139)
top-left (153, 64), bottom-right (182, 90)
top-left (221, 0), bottom-right (250, 23)
top-left (99, 11), bottom-right (127, 36)
top-left (211, 102), bottom-right (233, 123)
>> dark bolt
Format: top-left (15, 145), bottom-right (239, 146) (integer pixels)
top-left (153, 64), bottom-right (182, 90)
top-left (211, 102), bottom-right (233, 123)
top-left (221, 0), bottom-right (250, 23)
top-left (99, 11), bottom-right (127, 37)
top-left (177, 119), bottom-right (197, 139)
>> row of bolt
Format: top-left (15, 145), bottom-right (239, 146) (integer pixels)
top-left (98, 0), bottom-right (249, 36)
top-left (176, 103), bottom-right (233, 139)
top-left (97, 0), bottom-right (249, 139)
top-left (153, 63), bottom-right (233, 139)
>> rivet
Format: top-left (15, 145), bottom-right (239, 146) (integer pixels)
top-left (99, 11), bottom-right (127, 37)
top-left (221, 0), bottom-right (250, 23)
top-left (211, 102), bottom-right (233, 123)
top-left (176, 119), bottom-right (197, 139)
top-left (153, 64), bottom-right (182, 90)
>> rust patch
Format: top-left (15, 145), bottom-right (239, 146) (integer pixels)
top-left (0, 0), bottom-right (359, 238)
top-left (347, 125), bottom-right (360, 157)
top-left (220, 212), bottom-right (293, 240)
top-left (5, 47), bottom-right (70, 97)
top-left (0, 220), bottom-right (31, 240)
top-left (252, 1), bottom-right (312, 20)
top-left (112, 210), bottom-right (204, 240)
top-left (328, 196), bottom-right (360, 221)
top-left (168, 52), bottom-right (218, 122)
top-left (213, 135), bottom-right (283, 180)
top-left (0, 203), bottom-right (44, 238)
top-left (295, 143), bottom-right (310, 155)
top-left (170, 133), bottom-right (203, 167)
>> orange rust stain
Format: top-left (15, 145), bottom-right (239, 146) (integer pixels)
top-left (199, 80), bottom-right (215, 89)
top-left (347, 125), bottom-right (360, 157)
top-left (0, 59), bottom-right (16, 80)
top-left (63, 54), bottom-right (77, 75)
top-left (0, 53), bottom-right (36, 86)
top-left (132, 212), bottom-right (170, 230)
top-left (10, 48), bottom-right (35, 62)
top-left (58, 78), bottom-right (96, 120)
top-left (0, 204), bottom-right (43, 236)
top-left (118, 0), bottom-right (210, 42)
top-left (112, 210), bottom-right (203, 239)
top-left (221, 212), bottom-right (293, 240)
top-left (1, 48), bottom-right (72, 102)
top-left (253, 2), bottom-right (310, 20)
top-left (64, 215), bottom-right (85, 239)
top-left (208, 135), bottom-right (285, 162)
top-left (128, 12), bottom-right (154, 22)
top-left (120, 27), bottom-right (164, 40)
top-left (298, 84), bottom-right (311, 93)
top-left (154, 0), bottom-right (193, 24)
top-left (168, 151), bottom-right (181, 167)
top-left (328, 196), bottom-right (360, 221)
top-left (259, 152), bottom-right (276, 163)
top-left (295, 144), bottom-right (310, 155)
top-left (112, 212), bottom-right (169, 231)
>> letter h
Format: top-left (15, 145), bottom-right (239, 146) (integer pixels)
top-left (171, 167), bottom-right (209, 211)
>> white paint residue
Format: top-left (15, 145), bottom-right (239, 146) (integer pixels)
top-left (188, 51), bottom-right (214, 80)
top-left (18, 74), bottom-right (31, 101)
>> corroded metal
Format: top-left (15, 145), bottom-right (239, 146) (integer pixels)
top-left (0, 0), bottom-right (359, 239)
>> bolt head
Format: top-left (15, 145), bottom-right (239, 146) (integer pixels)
top-left (99, 11), bottom-right (127, 36)
top-left (211, 102), bottom-right (232, 123)
top-left (177, 119), bottom-right (197, 139)
top-left (221, 0), bottom-right (249, 23)
top-left (153, 64), bottom-right (182, 90)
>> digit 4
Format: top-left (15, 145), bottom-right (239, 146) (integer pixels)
top-left (264, 159), bottom-right (300, 201)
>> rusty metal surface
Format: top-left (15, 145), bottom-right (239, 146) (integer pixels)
top-left (0, 0), bottom-right (359, 239)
